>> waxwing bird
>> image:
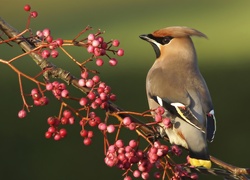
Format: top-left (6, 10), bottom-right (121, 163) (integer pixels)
top-left (139, 26), bottom-right (216, 169)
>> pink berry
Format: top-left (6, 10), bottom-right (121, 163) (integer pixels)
top-left (123, 117), bottom-right (132, 126)
top-left (39, 96), bottom-right (49, 106)
top-left (141, 172), bottom-right (149, 180)
top-left (18, 109), bottom-right (27, 118)
top-left (79, 97), bottom-right (88, 106)
top-left (96, 36), bottom-right (104, 43)
top-left (117, 49), bottom-right (124, 56)
top-left (109, 94), bottom-right (116, 101)
top-left (115, 139), bottom-right (124, 148)
top-left (163, 118), bottom-right (172, 128)
top-left (86, 79), bottom-right (94, 88)
top-left (129, 123), bottom-right (136, 130)
top-left (92, 75), bottom-right (100, 83)
top-left (112, 39), bottom-right (120, 47)
top-left (92, 39), bottom-right (100, 47)
top-left (51, 49), bottom-right (59, 58)
top-left (46, 35), bottom-right (53, 43)
top-left (81, 71), bottom-right (89, 79)
top-left (124, 176), bottom-right (132, 180)
top-left (96, 58), bottom-right (104, 66)
top-left (101, 42), bottom-right (108, 49)
top-left (107, 125), bottom-right (115, 133)
top-left (87, 34), bottom-right (95, 41)
top-left (87, 130), bottom-right (94, 138)
top-left (42, 28), bottom-right (51, 37)
top-left (98, 123), bottom-right (107, 131)
top-left (24, 4), bottom-right (31, 11)
top-left (129, 140), bottom-right (137, 148)
top-left (56, 38), bottom-right (63, 46)
top-left (69, 117), bottom-right (75, 124)
top-left (87, 91), bottom-right (96, 100)
top-left (78, 79), bottom-right (86, 87)
top-left (36, 30), bottom-right (43, 38)
top-left (133, 170), bottom-right (141, 178)
top-left (61, 89), bottom-right (69, 98)
top-left (94, 48), bottom-right (101, 56)
top-left (109, 58), bottom-right (118, 66)
top-left (41, 49), bottom-right (50, 59)
top-left (30, 11), bottom-right (38, 18)
top-left (46, 83), bottom-right (53, 91)
top-left (87, 45), bottom-right (94, 53)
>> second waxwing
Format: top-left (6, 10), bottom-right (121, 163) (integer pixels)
top-left (139, 26), bottom-right (216, 169)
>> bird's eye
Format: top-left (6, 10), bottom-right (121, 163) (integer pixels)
top-left (162, 36), bottom-right (173, 45)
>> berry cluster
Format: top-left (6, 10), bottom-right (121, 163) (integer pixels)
top-left (45, 109), bottom-right (75, 140)
top-left (24, 4), bottom-right (38, 18)
top-left (78, 71), bottom-right (116, 110)
top-left (46, 81), bottom-right (69, 100)
top-left (154, 106), bottom-right (172, 128)
top-left (36, 28), bottom-right (63, 59)
top-left (105, 140), bottom-right (171, 180)
top-left (86, 33), bottom-right (124, 66)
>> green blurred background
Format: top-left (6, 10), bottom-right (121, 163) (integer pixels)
top-left (1, 0), bottom-right (250, 179)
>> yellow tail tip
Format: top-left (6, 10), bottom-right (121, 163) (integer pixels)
top-left (189, 157), bottom-right (212, 169)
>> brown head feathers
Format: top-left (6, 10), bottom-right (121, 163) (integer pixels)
top-left (152, 26), bottom-right (207, 39)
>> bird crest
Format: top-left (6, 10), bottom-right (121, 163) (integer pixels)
top-left (152, 26), bottom-right (207, 39)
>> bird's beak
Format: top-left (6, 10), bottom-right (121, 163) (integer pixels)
top-left (139, 34), bottom-right (151, 42)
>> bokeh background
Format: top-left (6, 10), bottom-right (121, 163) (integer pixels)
top-left (1, 1), bottom-right (250, 180)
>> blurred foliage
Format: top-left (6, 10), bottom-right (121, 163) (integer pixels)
top-left (0, 0), bottom-right (250, 180)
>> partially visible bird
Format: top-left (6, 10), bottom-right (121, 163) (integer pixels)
top-left (139, 26), bottom-right (216, 169)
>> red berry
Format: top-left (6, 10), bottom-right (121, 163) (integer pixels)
top-left (46, 83), bottom-right (53, 91)
top-left (112, 39), bottom-right (120, 47)
top-left (129, 140), bottom-right (137, 148)
top-left (54, 134), bottom-right (61, 141)
top-left (39, 96), bottom-right (49, 106)
top-left (46, 35), bottom-right (53, 43)
top-left (61, 117), bottom-right (68, 124)
top-left (92, 75), bottom-right (100, 83)
top-left (86, 79), bottom-right (94, 88)
top-left (47, 117), bottom-right (56, 125)
top-left (109, 94), bottom-right (116, 101)
top-left (115, 139), bottom-right (124, 148)
top-left (80, 130), bottom-right (88, 137)
top-left (133, 170), bottom-right (141, 178)
top-left (18, 109), bottom-right (27, 118)
top-left (41, 49), bottom-right (50, 59)
top-left (63, 110), bottom-right (71, 119)
top-left (56, 38), bottom-right (63, 46)
top-left (123, 117), bottom-right (132, 126)
top-left (96, 58), bottom-right (104, 66)
top-left (30, 11), bottom-right (38, 18)
top-left (79, 97), bottom-right (88, 106)
top-left (48, 126), bottom-right (56, 133)
top-left (45, 131), bottom-right (52, 139)
top-left (24, 4), bottom-right (31, 12)
top-left (117, 49), bottom-right (124, 56)
top-left (87, 91), bottom-right (96, 100)
top-left (83, 137), bottom-right (92, 145)
top-left (59, 128), bottom-right (67, 138)
top-left (51, 49), bottom-right (59, 58)
top-left (69, 117), bottom-right (75, 124)
top-left (87, 45), bottom-right (94, 53)
top-left (42, 28), bottom-right (50, 37)
top-left (81, 71), bottom-right (89, 79)
top-left (109, 58), bottom-right (118, 66)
